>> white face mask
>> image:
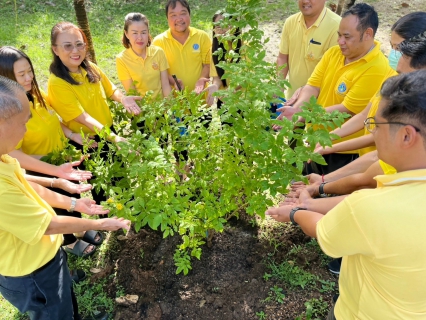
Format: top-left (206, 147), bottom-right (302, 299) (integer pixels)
top-left (388, 49), bottom-right (402, 70)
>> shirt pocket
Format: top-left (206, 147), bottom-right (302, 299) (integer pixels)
top-left (305, 42), bottom-right (328, 63)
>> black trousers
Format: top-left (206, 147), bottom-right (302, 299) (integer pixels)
top-left (304, 153), bottom-right (359, 175)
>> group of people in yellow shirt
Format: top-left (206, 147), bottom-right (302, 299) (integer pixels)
top-left (0, 0), bottom-right (238, 318)
top-left (269, 1), bottom-right (426, 319)
top-left (2, 0), bottom-right (426, 317)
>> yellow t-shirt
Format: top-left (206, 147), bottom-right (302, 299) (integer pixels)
top-left (153, 27), bottom-right (211, 92)
top-left (307, 41), bottom-right (392, 153)
top-left (48, 62), bottom-right (116, 134)
top-left (15, 90), bottom-right (66, 156)
top-left (317, 169), bottom-right (426, 319)
top-left (0, 154), bottom-right (62, 276)
top-left (359, 69), bottom-right (398, 156)
top-left (116, 45), bottom-right (169, 98)
top-left (279, 7), bottom-right (341, 97)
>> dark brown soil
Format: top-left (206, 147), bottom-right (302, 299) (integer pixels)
top-left (94, 214), bottom-right (337, 320)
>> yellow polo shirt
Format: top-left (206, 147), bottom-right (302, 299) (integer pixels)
top-left (0, 154), bottom-right (62, 276)
top-left (359, 69), bottom-right (398, 156)
top-left (279, 7), bottom-right (341, 97)
top-left (48, 62), bottom-right (116, 134)
top-left (15, 90), bottom-right (66, 156)
top-left (116, 45), bottom-right (169, 98)
top-left (153, 27), bottom-right (211, 92)
top-left (317, 169), bottom-right (426, 319)
top-left (307, 41), bottom-right (392, 153)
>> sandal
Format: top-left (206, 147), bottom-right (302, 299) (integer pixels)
top-left (80, 230), bottom-right (104, 246)
top-left (70, 269), bottom-right (87, 284)
top-left (64, 240), bottom-right (97, 258)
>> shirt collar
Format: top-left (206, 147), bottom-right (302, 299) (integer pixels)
top-left (361, 40), bottom-right (382, 63)
top-left (375, 168), bottom-right (426, 187)
top-left (70, 66), bottom-right (87, 80)
top-left (166, 26), bottom-right (195, 39)
top-left (127, 46), bottom-right (154, 59)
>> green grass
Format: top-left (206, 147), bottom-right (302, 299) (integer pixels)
top-left (0, 0), bottom-right (226, 89)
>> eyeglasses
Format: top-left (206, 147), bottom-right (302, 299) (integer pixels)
top-left (364, 116), bottom-right (421, 133)
top-left (55, 42), bottom-right (86, 52)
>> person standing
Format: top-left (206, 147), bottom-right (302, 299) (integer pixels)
top-left (276, 4), bottom-right (392, 174)
top-left (152, 0), bottom-right (211, 93)
top-left (116, 13), bottom-right (172, 99)
top-left (0, 75), bottom-right (131, 320)
top-left (277, 0), bottom-right (341, 98)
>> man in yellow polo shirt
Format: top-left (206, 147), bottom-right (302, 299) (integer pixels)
top-left (276, 3), bottom-right (392, 174)
top-left (153, 0), bottom-right (211, 93)
top-left (277, 0), bottom-right (341, 98)
top-left (0, 77), bottom-right (131, 319)
top-left (267, 70), bottom-right (426, 319)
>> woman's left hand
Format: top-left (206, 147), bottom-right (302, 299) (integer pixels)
top-left (121, 96), bottom-right (142, 115)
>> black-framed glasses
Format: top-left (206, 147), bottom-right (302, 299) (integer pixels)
top-left (364, 116), bottom-right (421, 133)
top-left (55, 42), bottom-right (86, 52)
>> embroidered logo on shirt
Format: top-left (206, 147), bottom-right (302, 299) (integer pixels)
top-left (337, 82), bottom-right (347, 94)
top-left (152, 62), bottom-right (159, 70)
top-left (193, 43), bottom-right (200, 51)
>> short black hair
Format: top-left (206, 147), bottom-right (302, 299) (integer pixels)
top-left (342, 3), bottom-right (378, 37)
top-left (380, 70), bottom-right (426, 137)
top-left (0, 75), bottom-right (24, 121)
top-left (165, 0), bottom-right (190, 16)
top-left (398, 31), bottom-right (426, 70)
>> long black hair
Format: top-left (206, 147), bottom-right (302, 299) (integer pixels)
top-left (212, 11), bottom-right (242, 87)
top-left (49, 22), bottom-right (100, 85)
top-left (0, 46), bottom-right (46, 109)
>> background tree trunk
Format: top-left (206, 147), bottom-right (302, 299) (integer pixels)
top-left (336, 0), bottom-right (357, 15)
top-left (73, 0), bottom-right (97, 64)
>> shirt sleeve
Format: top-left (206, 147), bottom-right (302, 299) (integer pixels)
top-left (307, 50), bottom-right (330, 88)
top-left (341, 70), bottom-right (384, 114)
top-left (201, 32), bottom-right (212, 65)
top-left (0, 187), bottom-right (52, 245)
top-left (157, 47), bottom-right (169, 72)
top-left (210, 56), bottom-right (218, 77)
top-left (47, 76), bottom-right (85, 122)
top-left (279, 20), bottom-right (290, 55)
top-left (116, 53), bottom-right (132, 82)
top-left (96, 65), bottom-right (117, 98)
top-left (316, 197), bottom-right (374, 258)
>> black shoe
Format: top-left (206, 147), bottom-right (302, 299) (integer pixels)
top-left (328, 258), bottom-right (342, 275)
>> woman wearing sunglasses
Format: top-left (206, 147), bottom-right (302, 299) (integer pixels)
top-left (47, 22), bottom-right (141, 230)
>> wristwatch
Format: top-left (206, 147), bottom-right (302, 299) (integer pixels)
top-left (289, 207), bottom-right (307, 226)
top-left (319, 182), bottom-right (328, 198)
top-left (68, 197), bottom-right (77, 212)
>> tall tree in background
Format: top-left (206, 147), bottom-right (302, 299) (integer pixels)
top-left (73, 0), bottom-right (97, 64)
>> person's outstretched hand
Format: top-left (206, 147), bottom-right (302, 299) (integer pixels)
top-left (99, 217), bottom-right (131, 232)
top-left (75, 198), bottom-right (109, 215)
top-left (122, 96), bottom-right (142, 115)
top-left (56, 157), bottom-right (92, 181)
